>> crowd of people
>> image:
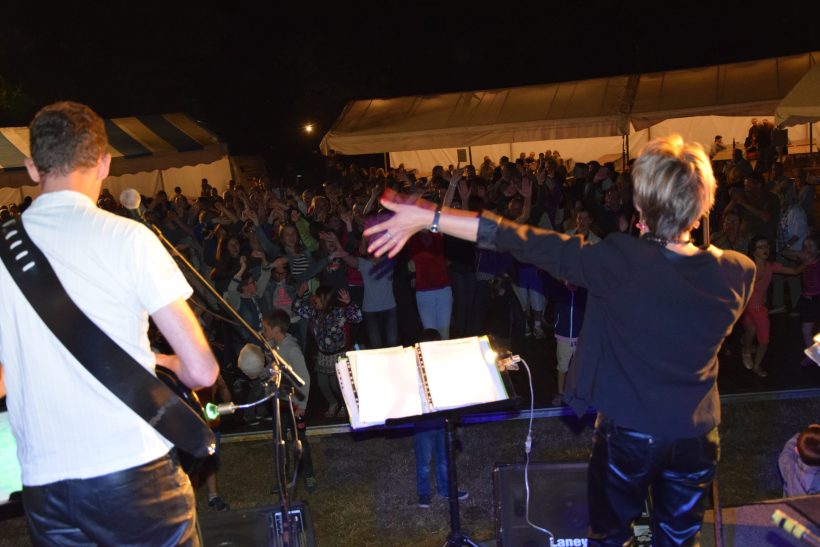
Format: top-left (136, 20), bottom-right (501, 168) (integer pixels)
top-left (2, 100), bottom-right (817, 546)
top-left (2, 136), bottom-right (817, 409)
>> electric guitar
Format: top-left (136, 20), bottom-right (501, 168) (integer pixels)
top-left (155, 365), bottom-right (219, 475)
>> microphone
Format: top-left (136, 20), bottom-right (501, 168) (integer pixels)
top-left (205, 402), bottom-right (237, 420)
top-left (772, 509), bottom-right (820, 546)
top-left (119, 188), bottom-right (146, 221)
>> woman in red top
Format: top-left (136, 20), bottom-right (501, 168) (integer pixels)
top-left (409, 231), bottom-right (452, 340)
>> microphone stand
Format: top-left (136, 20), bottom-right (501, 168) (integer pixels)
top-left (135, 211), bottom-right (304, 546)
top-left (138, 215), bottom-right (305, 389)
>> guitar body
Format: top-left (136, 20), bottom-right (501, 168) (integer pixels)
top-left (155, 365), bottom-right (215, 476)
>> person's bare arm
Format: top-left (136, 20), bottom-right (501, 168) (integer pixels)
top-left (363, 189), bottom-right (480, 258)
top-left (0, 363), bottom-right (5, 399)
top-left (152, 298), bottom-right (219, 389)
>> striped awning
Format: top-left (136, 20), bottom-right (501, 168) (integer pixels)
top-left (0, 113), bottom-right (227, 187)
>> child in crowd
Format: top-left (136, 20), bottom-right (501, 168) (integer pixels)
top-left (779, 424), bottom-right (820, 497)
top-left (413, 328), bottom-right (468, 508)
top-left (293, 283), bottom-right (362, 417)
top-left (544, 275), bottom-right (588, 407)
top-left (263, 309), bottom-right (317, 493)
top-left (741, 235), bottom-right (803, 377)
top-left (783, 234), bottom-right (820, 366)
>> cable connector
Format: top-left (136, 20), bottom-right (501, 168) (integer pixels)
top-left (499, 354), bottom-right (521, 371)
top-left (525, 434), bottom-right (532, 454)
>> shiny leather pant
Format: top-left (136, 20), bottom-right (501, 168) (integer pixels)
top-left (23, 452), bottom-right (200, 546)
top-left (588, 413), bottom-right (719, 547)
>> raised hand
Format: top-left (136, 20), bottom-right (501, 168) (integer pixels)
top-left (337, 288), bottom-right (351, 305)
top-left (362, 189), bottom-right (436, 258)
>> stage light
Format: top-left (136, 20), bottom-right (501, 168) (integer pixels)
top-left (304, 123), bottom-right (314, 134)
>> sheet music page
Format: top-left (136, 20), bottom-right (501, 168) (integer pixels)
top-left (419, 336), bottom-right (505, 410)
top-left (356, 347), bottom-right (424, 424)
top-left (335, 358), bottom-right (362, 428)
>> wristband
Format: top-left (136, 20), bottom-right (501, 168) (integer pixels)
top-left (429, 206), bottom-right (442, 234)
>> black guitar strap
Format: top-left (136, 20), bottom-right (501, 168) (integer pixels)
top-left (0, 217), bottom-right (215, 459)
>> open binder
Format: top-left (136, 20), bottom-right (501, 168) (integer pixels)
top-left (336, 336), bottom-right (509, 429)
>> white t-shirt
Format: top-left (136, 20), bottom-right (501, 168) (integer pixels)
top-left (0, 191), bottom-right (192, 486)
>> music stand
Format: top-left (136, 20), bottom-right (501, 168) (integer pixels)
top-left (386, 381), bottom-right (520, 547)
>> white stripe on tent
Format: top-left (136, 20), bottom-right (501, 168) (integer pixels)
top-left (112, 117), bottom-right (178, 154)
top-left (163, 113), bottom-right (219, 145)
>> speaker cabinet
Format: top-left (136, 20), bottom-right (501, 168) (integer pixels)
top-left (772, 128), bottom-right (788, 148)
top-left (493, 462), bottom-right (651, 546)
top-left (199, 501), bottom-right (315, 547)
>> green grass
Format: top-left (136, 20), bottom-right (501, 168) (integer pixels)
top-left (2, 397), bottom-right (819, 546)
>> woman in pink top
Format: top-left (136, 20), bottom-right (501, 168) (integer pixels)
top-left (742, 235), bottom-right (803, 377)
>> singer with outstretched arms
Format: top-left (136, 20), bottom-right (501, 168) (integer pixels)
top-left (0, 102), bottom-right (219, 545)
top-left (364, 135), bottom-right (756, 546)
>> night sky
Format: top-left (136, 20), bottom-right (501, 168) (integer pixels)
top-left (2, 0), bottom-right (820, 177)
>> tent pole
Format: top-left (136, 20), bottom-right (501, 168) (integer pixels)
top-left (383, 152), bottom-right (389, 171)
top-left (468, 147), bottom-right (473, 167)
top-left (811, 123), bottom-right (814, 163)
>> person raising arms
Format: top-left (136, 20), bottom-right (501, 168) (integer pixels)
top-left (364, 135), bottom-right (755, 546)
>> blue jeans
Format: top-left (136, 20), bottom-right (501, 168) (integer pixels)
top-left (23, 452), bottom-right (199, 546)
top-left (588, 414), bottom-right (719, 547)
top-left (415, 286), bottom-right (453, 340)
top-left (364, 307), bottom-right (399, 349)
top-left (414, 424), bottom-right (448, 498)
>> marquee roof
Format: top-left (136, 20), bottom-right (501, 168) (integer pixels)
top-left (321, 51), bottom-right (820, 155)
top-left (0, 113), bottom-right (227, 187)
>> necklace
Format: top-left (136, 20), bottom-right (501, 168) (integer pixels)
top-left (642, 233), bottom-right (691, 247)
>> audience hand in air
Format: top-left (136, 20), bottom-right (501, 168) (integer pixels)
top-left (337, 288), bottom-right (351, 305)
top-left (363, 188), bottom-right (436, 259)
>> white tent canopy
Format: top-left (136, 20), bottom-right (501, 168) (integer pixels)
top-left (322, 51), bottom-right (820, 175)
top-left (776, 62), bottom-right (820, 127)
top-left (320, 75), bottom-right (633, 155)
top-left (0, 113), bottom-right (235, 207)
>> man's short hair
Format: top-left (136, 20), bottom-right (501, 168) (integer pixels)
top-left (29, 101), bottom-right (108, 177)
top-left (798, 424), bottom-right (820, 466)
top-left (632, 135), bottom-right (715, 241)
top-left (263, 309), bottom-right (291, 334)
